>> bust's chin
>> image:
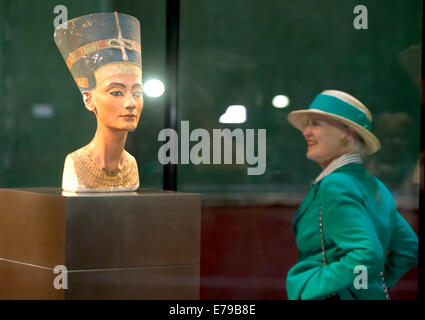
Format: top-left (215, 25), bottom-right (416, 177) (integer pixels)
top-left (114, 123), bottom-right (139, 132)
top-left (126, 126), bottom-right (138, 132)
top-left (102, 124), bottom-right (138, 133)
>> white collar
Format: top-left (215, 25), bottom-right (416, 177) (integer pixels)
top-left (313, 153), bottom-right (363, 184)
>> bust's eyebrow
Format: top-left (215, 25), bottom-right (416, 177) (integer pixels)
top-left (104, 82), bottom-right (142, 90)
top-left (105, 82), bottom-right (126, 89)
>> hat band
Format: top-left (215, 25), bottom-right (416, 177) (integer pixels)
top-left (309, 94), bottom-right (372, 130)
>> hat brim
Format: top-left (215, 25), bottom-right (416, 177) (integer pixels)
top-left (288, 109), bottom-right (381, 155)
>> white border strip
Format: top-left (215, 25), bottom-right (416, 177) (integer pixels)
top-left (0, 257), bottom-right (54, 271)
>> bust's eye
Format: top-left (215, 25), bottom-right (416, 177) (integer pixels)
top-left (133, 91), bottom-right (142, 97)
top-left (110, 91), bottom-right (123, 96)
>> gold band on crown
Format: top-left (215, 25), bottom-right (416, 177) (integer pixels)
top-left (65, 38), bottom-right (141, 70)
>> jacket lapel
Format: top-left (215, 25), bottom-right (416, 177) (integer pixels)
top-left (292, 163), bottom-right (364, 233)
top-left (292, 182), bottom-right (319, 232)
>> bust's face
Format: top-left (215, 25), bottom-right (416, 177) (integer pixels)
top-left (90, 72), bottom-right (143, 132)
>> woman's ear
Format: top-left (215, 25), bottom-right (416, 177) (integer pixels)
top-left (347, 127), bottom-right (357, 140)
top-left (82, 91), bottom-right (96, 112)
top-left (345, 127), bottom-right (359, 150)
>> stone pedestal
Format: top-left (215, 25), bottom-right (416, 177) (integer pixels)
top-left (0, 188), bottom-right (200, 299)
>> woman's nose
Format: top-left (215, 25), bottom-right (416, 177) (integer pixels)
top-left (303, 125), bottom-right (312, 137)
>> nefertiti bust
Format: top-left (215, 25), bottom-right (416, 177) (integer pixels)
top-left (54, 12), bottom-right (142, 192)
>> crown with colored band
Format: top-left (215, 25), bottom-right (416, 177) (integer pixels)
top-left (309, 94), bottom-right (372, 130)
top-left (54, 12), bottom-right (142, 93)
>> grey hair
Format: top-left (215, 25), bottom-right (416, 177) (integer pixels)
top-left (352, 131), bottom-right (367, 156)
top-left (341, 123), bottom-right (367, 156)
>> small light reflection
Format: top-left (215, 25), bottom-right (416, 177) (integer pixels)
top-left (272, 95), bottom-right (290, 108)
top-left (144, 79), bottom-right (165, 98)
top-left (32, 104), bottom-right (54, 118)
top-left (219, 105), bottom-right (247, 124)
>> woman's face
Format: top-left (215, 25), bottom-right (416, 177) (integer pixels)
top-left (302, 116), bottom-right (348, 168)
top-left (90, 72), bottom-right (143, 132)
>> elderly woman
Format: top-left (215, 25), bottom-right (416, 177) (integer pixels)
top-left (285, 90), bottom-right (418, 300)
top-left (54, 12), bottom-right (142, 192)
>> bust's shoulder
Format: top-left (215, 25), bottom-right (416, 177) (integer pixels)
top-left (67, 146), bottom-right (87, 157)
top-left (124, 150), bottom-right (138, 166)
top-left (63, 152), bottom-right (75, 167)
top-left (62, 149), bottom-right (86, 192)
top-left (124, 149), bottom-right (136, 159)
top-left (64, 146), bottom-right (90, 164)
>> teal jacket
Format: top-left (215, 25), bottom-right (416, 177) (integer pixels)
top-left (286, 163), bottom-right (418, 300)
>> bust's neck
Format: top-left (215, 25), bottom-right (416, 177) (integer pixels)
top-left (87, 124), bottom-right (128, 171)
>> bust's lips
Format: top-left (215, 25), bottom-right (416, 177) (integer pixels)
top-left (120, 114), bottom-right (136, 119)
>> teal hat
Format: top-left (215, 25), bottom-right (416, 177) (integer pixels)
top-left (288, 90), bottom-right (381, 155)
top-left (54, 12), bottom-right (142, 93)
